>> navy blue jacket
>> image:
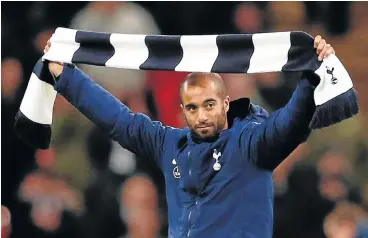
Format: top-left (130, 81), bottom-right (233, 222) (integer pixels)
top-left (54, 65), bottom-right (316, 238)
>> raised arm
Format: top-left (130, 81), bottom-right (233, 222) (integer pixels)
top-left (240, 35), bottom-right (335, 170)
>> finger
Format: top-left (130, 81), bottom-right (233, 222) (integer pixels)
top-left (317, 39), bottom-right (326, 53)
top-left (324, 47), bottom-right (335, 58)
top-left (331, 47), bottom-right (335, 55)
top-left (319, 44), bottom-right (330, 61)
top-left (314, 35), bottom-right (322, 48)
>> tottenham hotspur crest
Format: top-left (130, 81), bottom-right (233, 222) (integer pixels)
top-left (213, 149), bottom-right (222, 171)
top-left (326, 66), bottom-right (338, 85)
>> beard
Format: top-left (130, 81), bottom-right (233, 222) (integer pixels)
top-left (186, 108), bottom-right (227, 141)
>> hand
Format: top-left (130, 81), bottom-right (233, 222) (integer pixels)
top-left (44, 39), bottom-right (64, 77)
top-left (314, 35), bottom-right (336, 61)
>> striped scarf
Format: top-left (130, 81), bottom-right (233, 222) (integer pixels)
top-left (14, 27), bottom-right (358, 149)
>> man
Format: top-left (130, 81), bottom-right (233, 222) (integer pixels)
top-left (44, 35), bottom-right (335, 238)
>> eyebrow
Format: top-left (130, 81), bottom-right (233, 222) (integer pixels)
top-left (203, 98), bottom-right (217, 104)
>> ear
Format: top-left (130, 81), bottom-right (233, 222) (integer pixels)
top-left (180, 104), bottom-right (185, 113)
top-left (180, 104), bottom-right (188, 122)
top-left (224, 96), bottom-right (230, 113)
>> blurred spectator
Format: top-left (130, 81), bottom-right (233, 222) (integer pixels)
top-left (323, 202), bottom-right (368, 238)
top-left (304, 2), bottom-right (352, 36)
top-left (8, 147), bottom-right (84, 238)
top-left (316, 148), bottom-right (363, 205)
top-left (307, 115), bottom-right (368, 189)
top-left (75, 124), bottom-right (165, 238)
top-left (33, 27), bottom-right (55, 55)
top-left (318, 177), bottom-right (350, 203)
top-left (1, 58), bottom-right (24, 102)
top-left (317, 149), bottom-right (353, 178)
top-left (2, 206), bottom-right (11, 238)
top-left (36, 148), bottom-right (57, 171)
top-left (273, 163), bottom-right (335, 238)
top-left (17, 170), bottom-right (84, 237)
top-left (233, 2), bottom-right (272, 34)
top-left (274, 149), bottom-right (364, 238)
top-left (120, 174), bottom-right (161, 238)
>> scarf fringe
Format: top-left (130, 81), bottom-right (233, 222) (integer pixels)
top-left (309, 87), bottom-right (359, 129)
top-left (14, 111), bottom-right (51, 149)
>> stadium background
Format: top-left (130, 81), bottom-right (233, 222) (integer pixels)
top-left (2, 1), bottom-right (368, 238)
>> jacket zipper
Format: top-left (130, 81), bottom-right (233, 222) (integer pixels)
top-left (186, 200), bottom-right (198, 238)
top-left (187, 150), bottom-right (193, 238)
top-left (187, 210), bottom-right (192, 237)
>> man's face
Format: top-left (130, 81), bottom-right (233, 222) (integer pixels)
top-left (181, 81), bottom-right (229, 140)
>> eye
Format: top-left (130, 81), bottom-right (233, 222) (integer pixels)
top-left (206, 103), bottom-right (215, 108)
top-left (186, 105), bottom-right (197, 111)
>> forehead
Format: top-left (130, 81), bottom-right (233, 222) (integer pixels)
top-left (181, 81), bottom-right (220, 104)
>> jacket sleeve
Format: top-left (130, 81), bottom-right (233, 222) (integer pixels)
top-left (54, 64), bottom-right (173, 169)
top-left (240, 72), bottom-right (317, 170)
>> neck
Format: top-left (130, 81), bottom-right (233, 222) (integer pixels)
top-left (223, 119), bottom-right (229, 131)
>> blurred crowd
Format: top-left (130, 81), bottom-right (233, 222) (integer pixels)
top-left (2, 2), bottom-right (368, 238)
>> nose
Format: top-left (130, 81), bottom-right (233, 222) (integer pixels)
top-left (198, 109), bottom-right (208, 123)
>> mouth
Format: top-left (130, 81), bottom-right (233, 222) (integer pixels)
top-left (197, 125), bottom-right (212, 129)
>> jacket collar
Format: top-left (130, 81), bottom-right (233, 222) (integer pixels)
top-left (227, 98), bottom-right (251, 127)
